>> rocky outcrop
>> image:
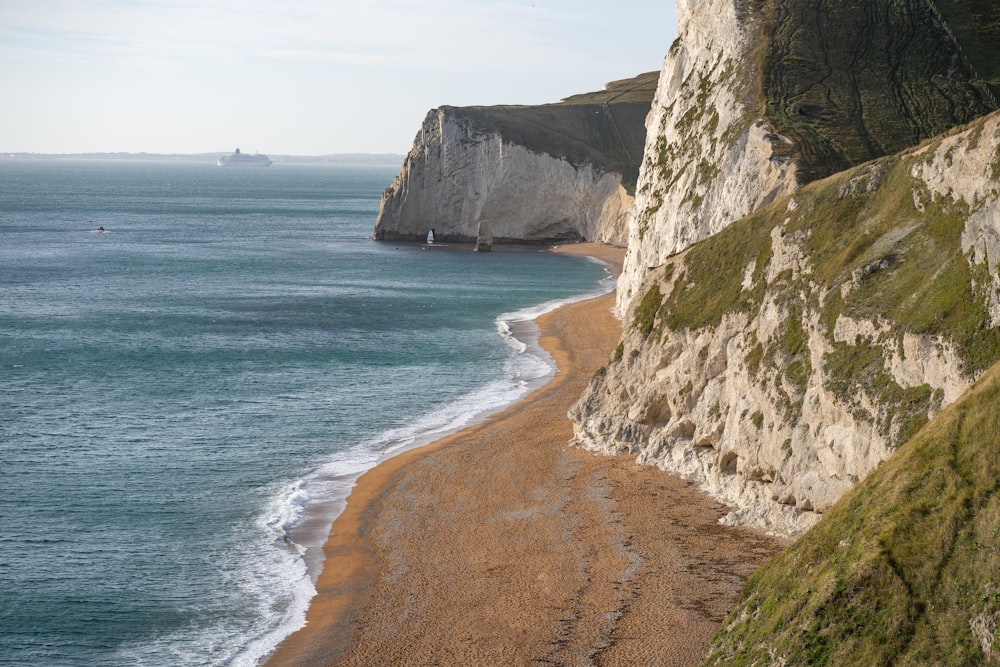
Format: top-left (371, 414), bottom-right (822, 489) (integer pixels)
top-left (572, 110), bottom-right (1000, 537)
top-left (617, 0), bottom-right (996, 312)
top-left (373, 74), bottom-right (656, 246)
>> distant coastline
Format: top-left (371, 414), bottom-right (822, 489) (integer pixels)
top-left (0, 151), bottom-right (405, 166)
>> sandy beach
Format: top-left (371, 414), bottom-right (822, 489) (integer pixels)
top-left (268, 243), bottom-right (783, 666)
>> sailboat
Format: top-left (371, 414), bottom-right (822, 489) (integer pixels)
top-left (426, 229), bottom-right (436, 244)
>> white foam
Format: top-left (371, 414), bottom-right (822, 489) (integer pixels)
top-left (114, 498), bottom-right (316, 667)
top-left (265, 480), bottom-right (311, 538)
top-left (500, 258), bottom-right (615, 326)
top-left (224, 519), bottom-right (315, 667)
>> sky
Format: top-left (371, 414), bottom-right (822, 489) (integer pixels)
top-left (0, 1), bottom-right (677, 155)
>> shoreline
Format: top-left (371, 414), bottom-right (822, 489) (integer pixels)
top-left (267, 243), bottom-right (783, 666)
top-left (284, 244), bottom-right (619, 584)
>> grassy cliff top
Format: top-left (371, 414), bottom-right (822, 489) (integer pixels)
top-left (558, 70), bottom-right (660, 105)
top-left (441, 72), bottom-right (658, 189)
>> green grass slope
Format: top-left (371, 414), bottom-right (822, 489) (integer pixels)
top-left (444, 72), bottom-right (657, 191)
top-left (754, 0), bottom-right (997, 183)
top-left (703, 359), bottom-right (1000, 666)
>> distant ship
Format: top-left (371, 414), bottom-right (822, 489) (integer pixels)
top-left (218, 148), bottom-right (272, 167)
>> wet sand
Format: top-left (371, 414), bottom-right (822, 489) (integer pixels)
top-left (268, 243), bottom-right (783, 666)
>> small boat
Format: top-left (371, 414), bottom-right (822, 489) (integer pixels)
top-left (426, 229), bottom-right (436, 244)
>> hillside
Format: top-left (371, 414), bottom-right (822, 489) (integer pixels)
top-left (573, 108), bottom-right (1000, 536)
top-left (559, 70), bottom-right (660, 105)
top-left (934, 0), bottom-right (1000, 98)
top-left (755, 0), bottom-right (996, 184)
top-left (447, 71), bottom-right (658, 189)
top-left (703, 358), bottom-right (1000, 665)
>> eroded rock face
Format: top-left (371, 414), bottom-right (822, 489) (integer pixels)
top-left (374, 108), bottom-right (632, 245)
top-left (585, 0), bottom-right (998, 537)
top-left (572, 111), bottom-right (1000, 537)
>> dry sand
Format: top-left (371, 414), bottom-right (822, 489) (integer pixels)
top-left (268, 243), bottom-right (783, 666)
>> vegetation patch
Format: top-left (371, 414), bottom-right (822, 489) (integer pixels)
top-left (660, 212), bottom-right (774, 332)
top-left (745, 341), bottom-right (765, 375)
top-left (778, 150), bottom-right (1000, 377)
top-left (632, 284), bottom-right (664, 339)
top-left (823, 341), bottom-right (934, 445)
top-left (698, 344), bottom-right (711, 363)
top-left (703, 363), bottom-right (1000, 666)
top-left (779, 304), bottom-right (810, 390)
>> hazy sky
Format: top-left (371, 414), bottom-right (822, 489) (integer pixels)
top-left (0, 1), bottom-right (678, 155)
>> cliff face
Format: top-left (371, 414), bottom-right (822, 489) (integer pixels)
top-left (373, 74), bottom-right (656, 246)
top-left (618, 0), bottom-right (996, 312)
top-left (374, 108), bottom-right (632, 245)
top-left (572, 110), bottom-right (1000, 536)
top-left (619, 0), bottom-right (798, 311)
top-left (578, 0), bottom-right (1000, 536)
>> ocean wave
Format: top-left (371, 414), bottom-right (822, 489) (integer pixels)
top-left (500, 258), bottom-right (615, 325)
top-left (223, 502), bottom-right (316, 667)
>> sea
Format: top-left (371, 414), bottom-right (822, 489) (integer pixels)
top-left (0, 159), bottom-right (612, 666)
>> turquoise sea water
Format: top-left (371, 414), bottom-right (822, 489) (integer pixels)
top-left (0, 160), bottom-right (611, 666)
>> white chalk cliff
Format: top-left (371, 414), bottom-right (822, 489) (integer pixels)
top-left (374, 108), bottom-right (633, 245)
top-left (373, 73), bottom-right (659, 246)
top-left (618, 0), bottom-right (799, 313)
